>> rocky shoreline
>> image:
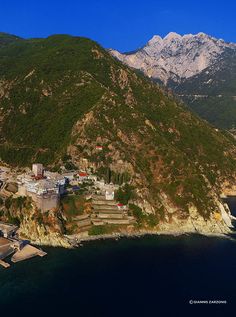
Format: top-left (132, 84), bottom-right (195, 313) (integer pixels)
top-left (68, 228), bottom-right (235, 246)
top-left (29, 226), bottom-right (235, 249)
top-left (22, 198), bottom-right (236, 248)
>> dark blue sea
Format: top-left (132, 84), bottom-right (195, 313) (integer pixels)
top-left (0, 234), bottom-right (236, 317)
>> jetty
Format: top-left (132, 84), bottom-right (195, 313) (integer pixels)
top-left (11, 244), bottom-right (47, 263)
top-left (0, 259), bottom-right (10, 268)
top-left (0, 222), bottom-right (47, 269)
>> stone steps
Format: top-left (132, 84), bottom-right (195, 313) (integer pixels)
top-left (76, 219), bottom-right (92, 228)
top-left (92, 200), bottom-right (117, 206)
top-left (73, 214), bottom-right (90, 221)
top-left (93, 208), bottom-right (124, 214)
top-left (102, 219), bottom-right (135, 225)
top-left (93, 204), bottom-right (118, 210)
top-left (78, 224), bottom-right (93, 232)
top-left (96, 213), bottom-right (124, 219)
top-left (92, 219), bottom-right (105, 226)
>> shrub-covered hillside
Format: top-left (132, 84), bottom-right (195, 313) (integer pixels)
top-left (0, 33), bottom-right (236, 219)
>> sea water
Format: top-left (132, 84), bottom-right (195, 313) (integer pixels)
top-left (0, 234), bottom-right (235, 316)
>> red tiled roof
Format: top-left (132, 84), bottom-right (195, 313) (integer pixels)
top-left (79, 172), bottom-right (88, 177)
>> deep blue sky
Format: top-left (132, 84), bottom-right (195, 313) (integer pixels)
top-left (0, 0), bottom-right (236, 52)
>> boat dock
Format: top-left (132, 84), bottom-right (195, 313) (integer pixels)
top-left (11, 244), bottom-right (47, 263)
top-left (0, 222), bottom-right (47, 269)
top-left (0, 243), bottom-right (47, 268)
top-left (0, 259), bottom-right (10, 268)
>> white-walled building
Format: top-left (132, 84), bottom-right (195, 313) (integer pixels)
top-left (32, 163), bottom-right (44, 178)
top-left (105, 190), bottom-right (115, 201)
top-left (17, 173), bottom-right (62, 211)
top-left (44, 171), bottom-right (67, 195)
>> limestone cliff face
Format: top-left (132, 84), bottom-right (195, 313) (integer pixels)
top-left (158, 202), bottom-right (232, 235)
top-left (0, 196), bottom-right (71, 247)
top-left (130, 186), bottom-right (233, 235)
top-left (110, 32), bottom-right (236, 84)
top-left (19, 214), bottom-right (71, 248)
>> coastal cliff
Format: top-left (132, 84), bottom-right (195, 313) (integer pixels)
top-left (0, 188), bottom-right (233, 248)
top-left (18, 217), bottom-right (71, 248)
top-left (0, 196), bottom-right (71, 247)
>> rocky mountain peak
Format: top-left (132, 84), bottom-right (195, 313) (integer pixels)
top-left (147, 35), bottom-right (162, 45)
top-left (110, 32), bottom-right (236, 84)
top-left (164, 31), bottom-right (182, 41)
